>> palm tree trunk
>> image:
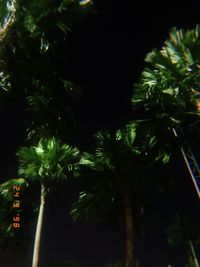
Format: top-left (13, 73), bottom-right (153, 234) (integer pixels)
top-left (32, 184), bottom-right (46, 267)
top-left (122, 188), bottom-right (134, 267)
top-left (189, 241), bottom-right (199, 267)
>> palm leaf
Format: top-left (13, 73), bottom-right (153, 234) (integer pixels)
top-left (17, 137), bottom-right (80, 187)
top-left (0, 178), bottom-right (28, 201)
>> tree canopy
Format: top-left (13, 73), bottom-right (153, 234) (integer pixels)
top-left (0, 0), bottom-right (94, 141)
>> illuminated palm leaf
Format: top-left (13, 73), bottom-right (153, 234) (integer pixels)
top-left (17, 137), bottom-right (80, 186)
top-left (0, 178), bottom-right (28, 201)
top-left (133, 25), bottom-right (200, 122)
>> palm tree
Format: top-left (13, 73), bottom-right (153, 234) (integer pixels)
top-left (0, 0), bottom-right (94, 140)
top-left (132, 24), bottom-right (200, 136)
top-left (132, 25), bottom-right (200, 197)
top-left (71, 123), bottom-right (165, 267)
top-left (16, 137), bottom-right (80, 267)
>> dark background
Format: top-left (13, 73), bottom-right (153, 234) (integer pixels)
top-left (0, 1), bottom-right (200, 266)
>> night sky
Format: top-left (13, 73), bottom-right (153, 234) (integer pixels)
top-left (0, 1), bottom-right (200, 267)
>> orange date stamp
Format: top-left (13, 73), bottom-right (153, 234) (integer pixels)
top-left (12, 185), bottom-right (21, 228)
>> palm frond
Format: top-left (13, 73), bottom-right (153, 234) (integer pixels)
top-left (133, 24), bottom-right (200, 121)
top-left (17, 137), bottom-right (80, 186)
top-left (0, 178), bottom-right (28, 201)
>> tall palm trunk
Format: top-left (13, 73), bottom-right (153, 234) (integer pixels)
top-left (122, 186), bottom-right (134, 267)
top-left (189, 241), bottom-right (199, 267)
top-left (32, 184), bottom-right (46, 267)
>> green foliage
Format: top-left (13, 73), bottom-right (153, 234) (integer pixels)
top-left (131, 25), bottom-right (200, 176)
top-left (132, 25), bottom-right (200, 125)
top-left (17, 137), bottom-right (80, 190)
top-left (0, 0), bottom-right (94, 140)
top-left (71, 123), bottom-right (153, 225)
top-left (129, 120), bottom-right (172, 165)
top-left (93, 123), bottom-right (144, 174)
top-left (132, 25), bottom-right (200, 117)
top-left (0, 138), bottom-right (80, 249)
top-left (0, 177), bottom-right (28, 201)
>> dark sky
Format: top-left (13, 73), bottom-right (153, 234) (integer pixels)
top-left (0, 1), bottom-right (200, 267)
